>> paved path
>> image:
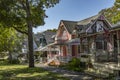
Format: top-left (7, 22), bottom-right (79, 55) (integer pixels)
top-left (36, 63), bottom-right (95, 80)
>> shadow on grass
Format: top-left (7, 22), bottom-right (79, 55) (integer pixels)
top-left (0, 65), bottom-right (69, 80)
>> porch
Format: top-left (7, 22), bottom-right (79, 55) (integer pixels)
top-left (82, 61), bottom-right (120, 79)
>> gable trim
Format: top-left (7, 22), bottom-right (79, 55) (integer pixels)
top-left (86, 15), bottom-right (112, 33)
top-left (56, 20), bottom-right (71, 38)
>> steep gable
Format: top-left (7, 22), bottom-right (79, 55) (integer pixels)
top-left (61, 20), bottom-right (77, 34)
top-left (76, 14), bottom-right (112, 34)
top-left (34, 31), bottom-right (56, 46)
top-left (86, 14), bottom-right (112, 34)
top-left (55, 20), bottom-right (77, 41)
top-left (76, 14), bottom-right (99, 34)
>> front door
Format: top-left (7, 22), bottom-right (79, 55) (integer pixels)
top-left (72, 45), bottom-right (77, 56)
top-left (63, 46), bottom-right (67, 56)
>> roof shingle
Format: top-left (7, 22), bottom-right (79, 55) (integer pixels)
top-left (61, 20), bottom-right (77, 34)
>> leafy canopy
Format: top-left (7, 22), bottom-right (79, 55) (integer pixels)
top-left (0, 0), bottom-right (60, 34)
top-left (0, 26), bottom-right (23, 53)
top-left (99, 0), bottom-right (120, 24)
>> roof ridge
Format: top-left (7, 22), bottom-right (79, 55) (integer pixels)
top-left (61, 20), bottom-right (77, 23)
top-left (79, 14), bottom-right (99, 22)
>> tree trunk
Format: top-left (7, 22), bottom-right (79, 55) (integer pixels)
top-left (26, 0), bottom-right (34, 67)
top-left (8, 51), bottom-right (12, 63)
top-left (28, 22), bottom-right (34, 67)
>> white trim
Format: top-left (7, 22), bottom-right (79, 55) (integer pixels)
top-left (35, 43), bottom-right (59, 51)
top-left (86, 19), bottom-right (97, 33)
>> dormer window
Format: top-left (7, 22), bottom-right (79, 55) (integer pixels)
top-left (75, 25), bottom-right (83, 31)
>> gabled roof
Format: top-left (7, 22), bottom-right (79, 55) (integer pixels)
top-left (77, 14), bottom-right (99, 25)
top-left (77, 14), bottom-right (112, 34)
top-left (60, 15), bottom-right (101, 34)
top-left (76, 15), bottom-right (99, 33)
top-left (34, 31), bottom-right (56, 46)
top-left (58, 14), bottom-right (112, 35)
top-left (61, 20), bottom-right (77, 34)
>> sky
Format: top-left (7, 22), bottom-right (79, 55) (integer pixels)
top-left (33, 0), bottom-right (115, 34)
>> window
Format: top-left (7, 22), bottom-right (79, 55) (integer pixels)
top-left (96, 41), bottom-right (103, 49)
top-left (96, 40), bottom-right (107, 50)
top-left (96, 21), bottom-right (103, 32)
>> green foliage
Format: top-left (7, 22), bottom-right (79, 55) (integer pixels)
top-left (99, 0), bottom-right (120, 24)
top-left (0, 60), bottom-right (8, 65)
top-left (8, 59), bottom-right (20, 64)
top-left (0, 27), bottom-right (24, 53)
top-left (0, 58), bottom-right (20, 65)
top-left (47, 29), bottom-right (57, 32)
top-left (69, 58), bottom-right (80, 67)
top-left (66, 58), bottom-right (86, 72)
top-left (0, 0), bottom-right (60, 34)
top-left (0, 0), bottom-right (60, 67)
top-left (0, 27), bottom-right (25, 64)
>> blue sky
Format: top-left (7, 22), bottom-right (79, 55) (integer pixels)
top-left (33, 0), bottom-right (115, 33)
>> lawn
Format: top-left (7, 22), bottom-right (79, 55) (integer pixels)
top-left (0, 63), bottom-right (69, 80)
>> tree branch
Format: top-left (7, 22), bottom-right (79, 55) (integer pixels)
top-left (13, 27), bottom-right (28, 35)
top-left (19, 0), bottom-right (27, 11)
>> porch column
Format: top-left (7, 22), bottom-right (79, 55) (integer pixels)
top-left (87, 37), bottom-right (90, 54)
top-left (92, 36), bottom-right (96, 62)
top-left (117, 30), bottom-right (120, 66)
top-left (60, 46), bottom-right (63, 56)
top-left (68, 44), bottom-right (71, 56)
top-left (49, 47), bottom-right (52, 59)
top-left (92, 36), bottom-right (96, 53)
top-left (117, 31), bottom-right (120, 54)
top-left (80, 38), bottom-right (83, 53)
top-left (58, 46), bottom-right (61, 56)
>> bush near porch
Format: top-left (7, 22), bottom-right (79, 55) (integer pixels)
top-left (65, 58), bottom-right (88, 72)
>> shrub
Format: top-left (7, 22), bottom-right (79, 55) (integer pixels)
top-left (66, 58), bottom-right (87, 72)
top-left (0, 58), bottom-right (5, 61)
top-left (68, 58), bottom-right (80, 67)
top-left (64, 58), bottom-right (90, 72)
top-left (8, 59), bottom-right (20, 64)
top-left (0, 60), bottom-right (8, 65)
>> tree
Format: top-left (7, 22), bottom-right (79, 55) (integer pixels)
top-left (47, 29), bottom-right (57, 32)
top-left (0, 27), bottom-right (23, 62)
top-left (112, 0), bottom-right (120, 23)
top-left (99, 0), bottom-right (120, 24)
top-left (0, 0), bottom-right (60, 67)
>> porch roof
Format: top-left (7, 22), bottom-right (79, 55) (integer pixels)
top-left (66, 38), bottom-right (80, 45)
top-left (35, 43), bottom-right (59, 51)
top-left (36, 47), bottom-right (59, 51)
top-left (112, 22), bottom-right (120, 30)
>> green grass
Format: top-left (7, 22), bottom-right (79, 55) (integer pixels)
top-left (0, 63), bottom-right (69, 80)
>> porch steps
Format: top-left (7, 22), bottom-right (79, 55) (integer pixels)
top-left (44, 57), bottom-right (60, 66)
top-left (44, 58), bottom-right (55, 65)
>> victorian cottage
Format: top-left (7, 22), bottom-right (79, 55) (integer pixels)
top-left (36, 14), bottom-right (120, 65)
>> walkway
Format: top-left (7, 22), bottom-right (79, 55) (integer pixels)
top-left (36, 63), bottom-right (97, 80)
